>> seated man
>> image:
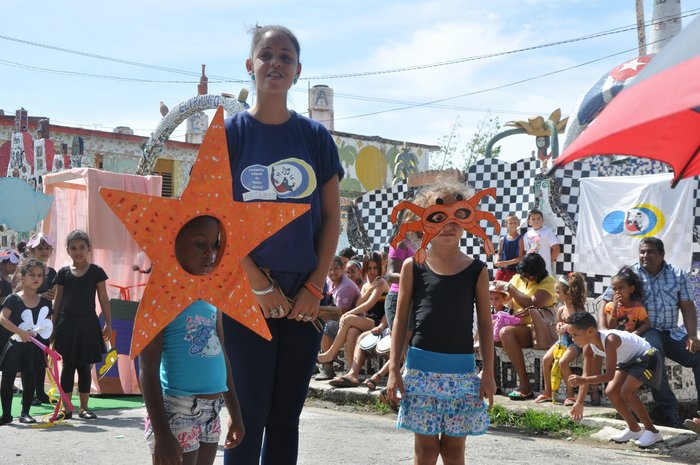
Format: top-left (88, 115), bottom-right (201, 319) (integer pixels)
top-left (599, 237), bottom-right (700, 427)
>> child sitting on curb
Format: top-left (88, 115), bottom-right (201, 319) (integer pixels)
top-left (567, 312), bottom-right (664, 448)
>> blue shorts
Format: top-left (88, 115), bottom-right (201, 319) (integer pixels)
top-left (145, 394), bottom-right (223, 453)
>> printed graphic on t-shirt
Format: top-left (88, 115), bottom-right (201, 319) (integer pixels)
top-left (526, 232), bottom-right (541, 254)
top-left (184, 313), bottom-right (221, 357)
top-left (241, 157), bottom-right (317, 201)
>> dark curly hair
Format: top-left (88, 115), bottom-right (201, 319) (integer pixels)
top-left (612, 266), bottom-right (644, 302)
top-left (516, 253), bottom-right (549, 283)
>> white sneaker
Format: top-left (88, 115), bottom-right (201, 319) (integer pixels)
top-left (611, 427), bottom-right (644, 443)
top-left (635, 430), bottom-right (663, 447)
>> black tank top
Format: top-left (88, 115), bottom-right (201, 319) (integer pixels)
top-left (366, 292), bottom-right (387, 325)
top-left (410, 259), bottom-right (485, 354)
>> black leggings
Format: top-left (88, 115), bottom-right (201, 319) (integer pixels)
top-left (1, 370), bottom-right (36, 417)
top-left (34, 368), bottom-right (47, 398)
top-left (60, 361), bottom-right (91, 395)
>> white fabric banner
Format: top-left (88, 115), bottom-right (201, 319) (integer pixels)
top-left (575, 173), bottom-right (694, 276)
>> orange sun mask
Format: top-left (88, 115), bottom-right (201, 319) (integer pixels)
top-left (390, 188), bottom-right (500, 264)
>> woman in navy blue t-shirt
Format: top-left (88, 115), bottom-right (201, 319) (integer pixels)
top-left (223, 25), bottom-right (343, 465)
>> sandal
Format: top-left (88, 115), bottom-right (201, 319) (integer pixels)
top-left (508, 390), bottom-right (534, 401)
top-left (364, 374), bottom-right (383, 392)
top-left (685, 419), bottom-right (700, 435)
top-left (533, 394), bottom-right (553, 404)
top-left (328, 376), bottom-right (360, 388)
top-left (563, 398), bottom-right (577, 406)
top-left (79, 408), bottom-right (97, 419)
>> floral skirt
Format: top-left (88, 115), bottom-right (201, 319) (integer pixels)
top-left (397, 347), bottom-right (489, 437)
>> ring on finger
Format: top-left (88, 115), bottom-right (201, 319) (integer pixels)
top-left (277, 305), bottom-right (286, 317)
top-left (270, 308), bottom-right (279, 318)
top-left (295, 314), bottom-right (304, 320)
top-left (303, 315), bottom-right (313, 322)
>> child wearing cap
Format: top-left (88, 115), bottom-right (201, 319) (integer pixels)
top-left (490, 284), bottom-right (519, 343)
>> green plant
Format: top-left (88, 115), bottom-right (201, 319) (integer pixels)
top-left (489, 405), bottom-right (596, 437)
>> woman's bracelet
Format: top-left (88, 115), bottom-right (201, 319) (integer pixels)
top-left (251, 279), bottom-right (275, 296)
top-left (304, 281), bottom-right (324, 300)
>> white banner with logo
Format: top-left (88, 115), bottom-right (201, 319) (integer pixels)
top-left (575, 173), bottom-right (694, 275)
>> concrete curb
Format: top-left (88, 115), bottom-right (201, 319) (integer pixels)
top-left (307, 378), bottom-right (700, 456)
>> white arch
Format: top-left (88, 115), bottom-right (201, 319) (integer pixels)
top-left (136, 95), bottom-right (245, 175)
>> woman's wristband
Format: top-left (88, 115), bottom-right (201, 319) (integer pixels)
top-left (304, 281), bottom-right (324, 300)
top-left (251, 279), bottom-right (275, 296)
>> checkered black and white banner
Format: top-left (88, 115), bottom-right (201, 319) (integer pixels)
top-left (348, 155), bottom-right (700, 297)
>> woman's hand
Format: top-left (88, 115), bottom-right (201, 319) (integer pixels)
top-left (254, 287), bottom-right (293, 319)
top-left (556, 322), bottom-right (567, 336)
top-left (287, 287), bottom-right (320, 323)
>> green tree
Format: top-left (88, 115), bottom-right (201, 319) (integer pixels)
top-left (432, 115), bottom-right (501, 172)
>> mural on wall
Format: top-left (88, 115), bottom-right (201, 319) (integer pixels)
top-left (336, 135), bottom-right (430, 196)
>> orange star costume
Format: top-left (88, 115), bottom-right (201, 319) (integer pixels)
top-left (100, 107), bottom-right (310, 358)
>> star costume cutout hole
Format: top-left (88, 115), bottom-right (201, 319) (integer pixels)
top-left (100, 107), bottom-right (310, 358)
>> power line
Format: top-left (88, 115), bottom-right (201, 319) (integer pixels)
top-left (0, 58), bottom-right (245, 84)
top-left (334, 40), bottom-right (660, 121)
top-left (302, 8), bottom-right (700, 80)
top-left (0, 8), bottom-right (697, 83)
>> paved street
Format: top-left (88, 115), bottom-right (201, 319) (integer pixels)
top-left (0, 403), bottom-right (696, 465)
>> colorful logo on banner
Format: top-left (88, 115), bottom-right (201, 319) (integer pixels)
top-left (602, 204), bottom-right (665, 238)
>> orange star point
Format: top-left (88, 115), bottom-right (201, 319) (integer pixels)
top-left (100, 107), bottom-right (310, 358)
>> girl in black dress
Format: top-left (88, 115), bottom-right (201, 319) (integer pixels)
top-left (0, 258), bottom-right (53, 425)
top-left (53, 230), bottom-right (112, 420)
top-left (25, 233), bottom-right (57, 405)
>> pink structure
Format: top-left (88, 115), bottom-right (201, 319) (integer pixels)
top-left (41, 168), bottom-right (162, 394)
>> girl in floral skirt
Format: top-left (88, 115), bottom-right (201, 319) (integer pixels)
top-left (386, 182), bottom-right (496, 465)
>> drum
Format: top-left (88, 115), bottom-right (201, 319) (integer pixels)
top-left (376, 334), bottom-right (391, 354)
top-left (359, 333), bottom-right (380, 351)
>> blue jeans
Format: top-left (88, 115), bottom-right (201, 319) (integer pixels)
top-left (643, 328), bottom-right (700, 422)
top-left (223, 314), bottom-right (322, 465)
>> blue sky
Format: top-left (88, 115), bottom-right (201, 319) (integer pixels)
top-left (2, 0), bottom-right (699, 164)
